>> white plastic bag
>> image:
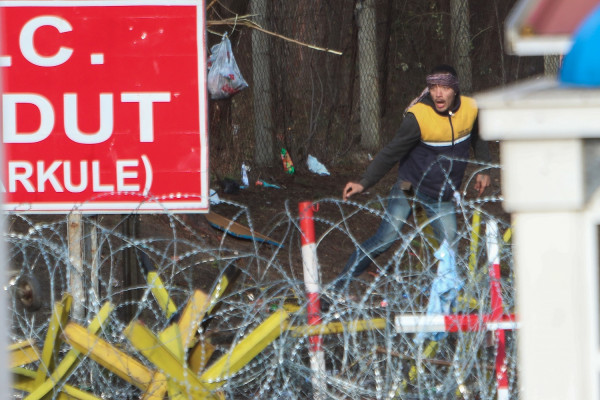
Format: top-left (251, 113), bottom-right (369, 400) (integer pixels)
top-left (307, 155), bottom-right (330, 176)
top-left (207, 34), bottom-right (248, 99)
top-left (209, 188), bottom-right (221, 205)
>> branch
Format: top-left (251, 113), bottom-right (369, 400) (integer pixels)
top-left (207, 16), bottom-right (343, 56)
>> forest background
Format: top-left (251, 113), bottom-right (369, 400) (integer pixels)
top-left (206, 0), bottom-right (552, 181)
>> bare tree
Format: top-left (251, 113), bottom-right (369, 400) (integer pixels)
top-left (451, 0), bottom-right (472, 93)
top-left (357, 0), bottom-right (380, 150)
top-left (251, 0), bottom-right (274, 166)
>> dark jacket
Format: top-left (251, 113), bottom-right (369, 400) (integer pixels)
top-left (358, 94), bottom-right (490, 201)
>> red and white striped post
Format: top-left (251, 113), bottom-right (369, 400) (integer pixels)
top-left (486, 220), bottom-right (509, 400)
top-left (394, 314), bottom-right (518, 333)
top-left (298, 201), bottom-right (326, 399)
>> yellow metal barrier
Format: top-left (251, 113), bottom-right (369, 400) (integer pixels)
top-left (9, 225), bottom-right (513, 399)
top-left (200, 310), bottom-right (289, 390)
top-left (63, 323), bottom-right (166, 397)
top-left (9, 340), bottom-right (39, 368)
top-left (25, 302), bottom-right (114, 400)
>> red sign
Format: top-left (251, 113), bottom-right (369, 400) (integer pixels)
top-left (0, 0), bottom-right (209, 213)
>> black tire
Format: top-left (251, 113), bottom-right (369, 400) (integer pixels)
top-left (14, 274), bottom-right (42, 312)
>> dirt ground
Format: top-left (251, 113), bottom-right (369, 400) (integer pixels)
top-left (5, 141), bottom-right (506, 318)
top-left (182, 141), bottom-right (507, 287)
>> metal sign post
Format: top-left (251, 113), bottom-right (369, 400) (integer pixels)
top-left (67, 212), bottom-right (85, 322)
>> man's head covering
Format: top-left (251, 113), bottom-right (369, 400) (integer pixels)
top-left (404, 64), bottom-right (460, 114)
top-left (426, 72), bottom-right (459, 93)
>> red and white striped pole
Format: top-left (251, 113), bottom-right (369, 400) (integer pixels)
top-left (394, 313), bottom-right (518, 333)
top-left (298, 201), bottom-right (326, 399)
top-left (486, 220), bottom-right (509, 400)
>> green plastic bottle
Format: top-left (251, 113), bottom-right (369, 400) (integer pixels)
top-left (280, 148), bottom-right (295, 174)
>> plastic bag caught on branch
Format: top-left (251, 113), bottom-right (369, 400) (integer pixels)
top-left (207, 34), bottom-right (248, 99)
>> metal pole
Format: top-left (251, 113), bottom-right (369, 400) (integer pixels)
top-left (68, 212), bottom-right (86, 322)
top-left (0, 76), bottom-right (10, 397)
top-left (486, 220), bottom-right (509, 400)
top-left (120, 214), bottom-right (141, 322)
top-left (298, 201), bottom-right (326, 399)
top-left (85, 215), bottom-right (100, 312)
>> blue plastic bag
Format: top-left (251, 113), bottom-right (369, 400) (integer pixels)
top-left (417, 240), bottom-right (463, 342)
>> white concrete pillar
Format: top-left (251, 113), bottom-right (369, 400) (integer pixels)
top-left (500, 139), bottom-right (584, 212)
top-left (514, 211), bottom-right (592, 399)
top-left (476, 77), bottom-right (600, 400)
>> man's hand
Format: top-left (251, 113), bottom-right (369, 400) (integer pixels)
top-left (343, 182), bottom-right (364, 200)
top-left (474, 174), bottom-right (491, 197)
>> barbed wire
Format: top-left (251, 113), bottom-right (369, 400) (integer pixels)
top-left (5, 166), bottom-right (515, 399)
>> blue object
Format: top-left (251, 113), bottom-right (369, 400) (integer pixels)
top-left (417, 240), bottom-right (463, 342)
top-left (205, 212), bottom-right (284, 248)
top-left (256, 179), bottom-right (281, 189)
top-left (560, 4), bottom-right (600, 86)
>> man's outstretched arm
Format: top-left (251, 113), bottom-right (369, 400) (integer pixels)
top-left (342, 182), bottom-right (364, 200)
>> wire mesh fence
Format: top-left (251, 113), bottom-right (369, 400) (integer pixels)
top-left (6, 161), bottom-right (516, 399)
top-left (207, 0), bottom-right (544, 179)
top-left (4, 2), bottom-right (529, 397)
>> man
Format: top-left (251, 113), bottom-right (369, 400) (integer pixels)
top-left (333, 64), bottom-right (491, 290)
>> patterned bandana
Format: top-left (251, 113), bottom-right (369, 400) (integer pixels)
top-left (403, 73), bottom-right (460, 115)
top-left (426, 73), bottom-right (459, 92)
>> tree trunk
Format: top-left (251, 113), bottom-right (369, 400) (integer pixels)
top-left (450, 0), bottom-right (472, 94)
top-left (357, 0), bottom-right (380, 150)
top-left (251, 0), bottom-right (274, 166)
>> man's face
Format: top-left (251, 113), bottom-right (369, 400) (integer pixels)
top-left (429, 81), bottom-right (456, 113)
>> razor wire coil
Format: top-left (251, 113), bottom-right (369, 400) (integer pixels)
top-left (5, 167), bottom-right (516, 399)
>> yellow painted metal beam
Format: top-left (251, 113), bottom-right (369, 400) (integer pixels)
top-left (159, 324), bottom-right (185, 361)
top-left (12, 368), bottom-right (101, 400)
top-left (9, 340), bottom-right (39, 368)
top-left (34, 293), bottom-right (73, 385)
top-left (147, 271), bottom-right (178, 318)
top-left (140, 372), bottom-right (168, 400)
top-left (281, 303), bottom-right (301, 313)
top-left (124, 320), bottom-right (218, 399)
top-left (503, 227), bottom-right (512, 243)
top-left (25, 302), bottom-right (114, 400)
top-left (456, 295), bottom-right (479, 310)
top-left (200, 310), bottom-right (289, 390)
top-left (176, 289), bottom-right (210, 350)
top-left (416, 207), bottom-right (438, 250)
top-left (62, 323), bottom-right (158, 392)
top-left (189, 338), bottom-right (216, 375)
top-left (468, 209), bottom-right (481, 274)
top-left (409, 340), bottom-right (439, 381)
top-left (459, 210), bottom-right (485, 311)
top-left (288, 318), bottom-right (387, 336)
top-left (205, 264), bottom-right (240, 315)
top-left (161, 289), bottom-right (216, 375)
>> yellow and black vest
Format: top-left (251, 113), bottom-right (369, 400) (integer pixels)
top-left (399, 96), bottom-right (478, 200)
